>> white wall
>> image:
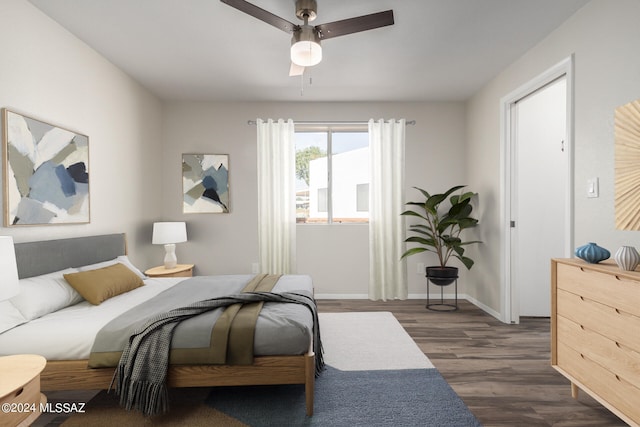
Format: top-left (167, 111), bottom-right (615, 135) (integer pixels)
top-left (0, 1), bottom-right (468, 298)
top-left (15, 0), bottom-right (628, 310)
top-left (466, 0), bottom-right (640, 314)
top-left (161, 101), bottom-right (467, 297)
top-left (0, 0), bottom-right (163, 267)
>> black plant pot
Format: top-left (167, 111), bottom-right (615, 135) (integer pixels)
top-left (426, 266), bottom-right (459, 286)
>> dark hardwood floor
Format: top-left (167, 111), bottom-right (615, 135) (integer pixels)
top-left (317, 299), bottom-right (627, 427)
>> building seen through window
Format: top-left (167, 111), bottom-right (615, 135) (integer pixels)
top-left (295, 128), bottom-right (369, 224)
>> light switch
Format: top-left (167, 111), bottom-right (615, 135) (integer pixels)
top-left (587, 177), bottom-right (599, 198)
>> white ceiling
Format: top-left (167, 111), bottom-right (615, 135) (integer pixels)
top-left (28, 0), bottom-right (588, 102)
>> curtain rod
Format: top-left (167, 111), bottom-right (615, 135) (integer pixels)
top-left (246, 120), bottom-right (416, 126)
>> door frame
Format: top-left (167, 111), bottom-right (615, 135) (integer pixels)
top-left (499, 55), bottom-right (575, 324)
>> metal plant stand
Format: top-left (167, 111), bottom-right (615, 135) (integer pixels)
top-left (426, 273), bottom-right (458, 311)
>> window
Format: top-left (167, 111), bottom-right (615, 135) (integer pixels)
top-left (295, 127), bottom-right (369, 223)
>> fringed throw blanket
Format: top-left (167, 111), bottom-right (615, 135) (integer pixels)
top-left (111, 291), bottom-right (324, 416)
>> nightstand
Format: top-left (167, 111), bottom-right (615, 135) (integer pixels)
top-left (145, 264), bottom-right (194, 278)
top-left (0, 354), bottom-right (47, 427)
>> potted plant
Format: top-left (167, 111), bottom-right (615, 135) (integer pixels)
top-left (400, 185), bottom-right (481, 286)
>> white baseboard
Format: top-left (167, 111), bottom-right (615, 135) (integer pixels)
top-left (315, 294), bottom-right (370, 299)
top-left (315, 293), bottom-right (504, 322)
top-left (315, 293), bottom-right (466, 301)
top-left (464, 294), bottom-right (502, 320)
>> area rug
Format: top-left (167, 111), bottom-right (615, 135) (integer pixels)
top-left (58, 312), bottom-right (481, 426)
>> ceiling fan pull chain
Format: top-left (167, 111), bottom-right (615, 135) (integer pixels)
top-left (308, 42), bottom-right (313, 87)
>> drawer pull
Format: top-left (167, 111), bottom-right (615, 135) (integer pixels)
top-left (580, 324), bottom-right (585, 330)
top-left (615, 374), bottom-right (621, 381)
top-left (615, 308), bottom-right (621, 314)
top-left (615, 275), bottom-right (622, 281)
top-left (580, 296), bottom-right (585, 301)
top-left (14, 387), bottom-right (24, 397)
top-left (615, 341), bottom-right (622, 348)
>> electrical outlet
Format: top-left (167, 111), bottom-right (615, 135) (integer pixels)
top-left (417, 262), bottom-right (425, 275)
top-left (251, 263), bottom-right (259, 274)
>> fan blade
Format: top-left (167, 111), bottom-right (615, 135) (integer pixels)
top-left (220, 0), bottom-right (298, 33)
top-left (289, 62), bottom-right (305, 77)
top-left (315, 10), bottom-right (394, 40)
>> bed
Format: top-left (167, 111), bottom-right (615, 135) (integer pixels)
top-left (0, 233), bottom-right (318, 415)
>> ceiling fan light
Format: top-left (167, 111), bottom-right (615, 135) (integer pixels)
top-left (291, 26), bottom-right (322, 67)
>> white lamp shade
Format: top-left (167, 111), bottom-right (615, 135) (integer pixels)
top-left (0, 236), bottom-right (20, 301)
top-left (291, 26), bottom-right (322, 67)
top-left (152, 222), bottom-right (187, 245)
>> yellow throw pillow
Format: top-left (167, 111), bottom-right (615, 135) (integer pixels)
top-left (64, 263), bottom-right (144, 305)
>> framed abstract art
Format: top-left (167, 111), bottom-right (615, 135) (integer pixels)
top-left (182, 154), bottom-right (229, 213)
top-left (2, 109), bottom-right (89, 226)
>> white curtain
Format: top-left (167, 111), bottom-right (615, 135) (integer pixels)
top-left (256, 119), bottom-right (296, 274)
top-left (368, 118), bottom-right (407, 300)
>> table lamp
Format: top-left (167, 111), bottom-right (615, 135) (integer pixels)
top-left (152, 222), bottom-right (187, 269)
top-left (0, 236), bottom-right (20, 301)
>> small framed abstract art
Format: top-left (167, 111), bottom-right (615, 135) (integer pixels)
top-left (2, 109), bottom-right (89, 226)
top-left (182, 154), bottom-right (229, 213)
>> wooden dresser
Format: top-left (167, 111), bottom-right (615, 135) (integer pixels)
top-left (551, 258), bottom-right (640, 427)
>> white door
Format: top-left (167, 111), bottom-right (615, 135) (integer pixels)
top-left (512, 77), bottom-right (567, 317)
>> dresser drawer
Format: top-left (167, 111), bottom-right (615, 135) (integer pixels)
top-left (556, 262), bottom-right (640, 317)
top-left (557, 314), bottom-right (640, 391)
top-left (557, 288), bottom-right (640, 354)
top-left (557, 341), bottom-right (640, 425)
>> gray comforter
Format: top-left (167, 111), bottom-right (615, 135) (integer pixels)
top-left (88, 274), bottom-right (314, 367)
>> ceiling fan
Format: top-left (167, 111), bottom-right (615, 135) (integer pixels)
top-left (220, 0), bottom-right (394, 76)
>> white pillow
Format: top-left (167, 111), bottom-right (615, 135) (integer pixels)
top-left (77, 255), bottom-right (146, 279)
top-left (0, 300), bottom-right (27, 333)
top-left (9, 268), bottom-right (81, 321)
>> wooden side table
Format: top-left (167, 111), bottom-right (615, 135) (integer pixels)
top-left (0, 354), bottom-right (47, 427)
top-left (145, 263), bottom-right (194, 278)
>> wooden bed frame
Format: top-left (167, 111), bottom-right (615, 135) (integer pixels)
top-left (13, 234), bottom-right (316, 416)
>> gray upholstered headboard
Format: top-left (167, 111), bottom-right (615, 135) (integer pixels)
top-left (14, 233), bottom-right (127, 279)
